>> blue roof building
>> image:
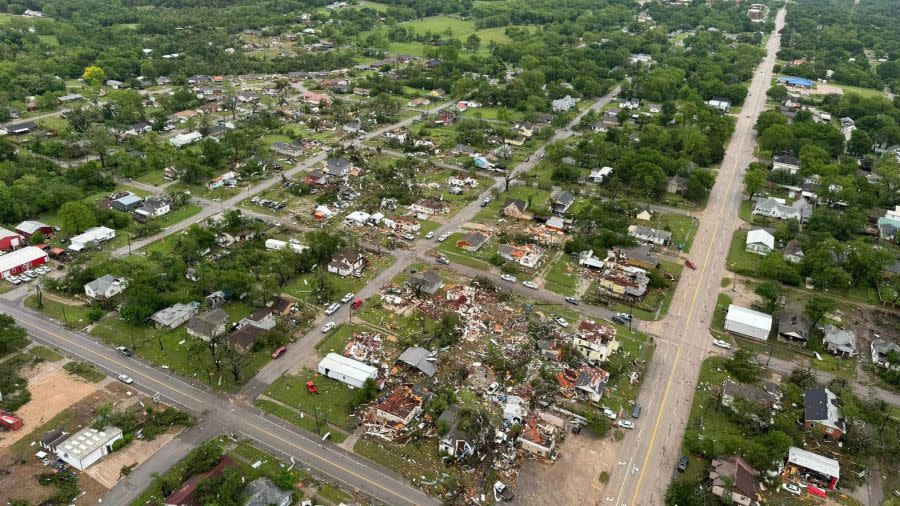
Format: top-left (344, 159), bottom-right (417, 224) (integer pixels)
top-left (778, 76), bottom-right (815, 88)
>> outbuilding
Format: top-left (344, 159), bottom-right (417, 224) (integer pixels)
top-left (15, 220), bottom-right (55, 238)
top-left (317, 353), bottom-right (377, 388)
top-left (0, 246), bottom-right (48, 279)
top-left (724, 304), bottom-right (772, 341)
top-left (0, 227), bottom-right (24, 251)
top-left (56, 426), bottom-right (123, 471)
top-left (786, 446), bottom-right (839, 490)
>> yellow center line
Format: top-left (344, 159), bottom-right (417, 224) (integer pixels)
top-left (628, 51), bottom-right (769, 504)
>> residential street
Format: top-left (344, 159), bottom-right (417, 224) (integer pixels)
top-left (602, 8), bottom-right (787, 505)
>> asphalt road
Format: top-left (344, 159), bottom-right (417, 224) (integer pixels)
top-left (602, 8), bottom-right (787, 505)
top-left (0, 301), bottom-right (438, 506)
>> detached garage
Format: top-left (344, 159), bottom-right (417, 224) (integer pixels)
top-left (317, 353), bottom-right (377, 389)
top-left (0, 246), bottom-right (48, 279)
top-left (724, 304), bottom-right (772, 341)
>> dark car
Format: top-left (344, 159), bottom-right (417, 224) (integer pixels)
top-left (677, 456), bottom-right (689, 472)
top-left (631, 404), bottom-right (642, 418)
top-left (116, 346), bottom-right (133, 357)
top-left (571, 424), bottom-right (582, 434)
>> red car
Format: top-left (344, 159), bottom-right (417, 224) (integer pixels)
top-left (351, 298), bottom-right (364, 310)
top-left (684, 260), bottom-right (697, 270)
top-left (306, 381), bottom-right (318, 394)
top-left (271, 346), bottom-right (287, 359)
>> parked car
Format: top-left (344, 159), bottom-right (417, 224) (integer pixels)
top-left (425, 231), bottom-right (435, 239)
top-left (782, 483), bottom-right (801, 496)
top-left (712, 339), bottom-right (731, 349)
top-left (341, 292), bottom-right (354, 303)
top-left (437, 232), bottom-right (451, 242)
top-left (522, 281), bottom-right (539, 290)
top-left (306, 381), bottom-right (318, 394)
top-left (351, 298), bottom-right (364, 310)
top-left (116, 346), bottom-right (133, 357)
top-left (403, 233), bottom-right (415, 241)
top-left (324, 303), bottom-right (340, 315)
top-left (617, 420), bottom-right (635, 429)
top-left (493, 482), bottom-right (514, 502)
top-left (118, 374), bottom-right (134, 384)
top-left (603, 408), bottom-right (617, 420)
top-left (321, 322), bottom-right (335, 333)
top-left (500, 274), bottom-right (517, 283)
top-left (271, 346), bottom-right (287, 359)
top-left (684, 259), bottom-right (697, 270)
top-left (677, 456), bottom-right (689, 472)
top-left (564, 296), bottom-right (579, 305)
top-left (632, 404), bottom-right (642, 418)
top-left (436, 255), bottom-right (450, 265)
top-left (486, 382), bottom-right (499, 395)
top-left (554, 317), bottom-right (569, 328)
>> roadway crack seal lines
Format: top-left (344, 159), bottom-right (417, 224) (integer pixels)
top-left (624, 23), bottom-right (779, 506)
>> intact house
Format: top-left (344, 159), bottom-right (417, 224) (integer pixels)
top-left (407, 270), bottom-right (444, 295)
top-left (772, 153), bottom-right (801, 175)
top-left (589, 166), bottom-right (614, 184)
top-left (572, 320), bottom-right (620, 364)
top-left (69, 226), bottom-right (116, 252)
top-left (134, 197), bottom-right (171, 222)
top-left (628, 225), bottom-right (671, 246)
top-left (752, 197), bottom-right (811, 222)
top-left (612, 245), bottom-right (660, 270)
top-left (84, 274), bottom-right (128, 300)
top-left (804, 387), bottom-right (845, 440)
top-left (871, 339), bottom-right (900, 370)
top-left (822, 325), bottom-right (856, 358)
top-left (374, 386), bottom-right (422, 427)
top-left (228, 323), bottom-right (267, 353)
top-left (185, 308), bottom-right (229, 341)
top-left (438, 405), bottom-right (477, 459)
top-left (328, 249), bottom-right (366, 277)
top-left (550, 190), bottom-right (575, 215)
top-left (150, 303), bottom-right (197, 329)
top-left (456, 232), bottom-right (488, 252)
top-left (724, 305), bottom-right (772, 341)
top-left (745, 229), bottom-right (775, 256)
top-left (551, 95), bottom-right (577, 112)
top-left (111, 194), bottom-right (143, 212)
top-left (410, 199), bottom-right (450, 217)
top-left (709, 456), bottom-right (760, 506)
top-left (55, 426), bottom-right (123, 471)
top-left (318, 353), bottom-right (378, 389)
top-left (500, 199), bottom-right (532, 220)
top-left (498, 243), bottom-right (545, 270)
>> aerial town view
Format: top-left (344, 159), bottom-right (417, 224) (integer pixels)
top-left (0, 0), bottom-right (899, 505)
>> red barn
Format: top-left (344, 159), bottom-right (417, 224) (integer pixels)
top-left (0, 227), bottom-right (23, 251)
top-left (0, 246), bottom-right (48, 279)
top-left (15, 220), bottom-right (56, 238)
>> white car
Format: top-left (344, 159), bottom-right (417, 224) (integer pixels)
top-left (341, 293), bottom-right (354, 304)
top-left (437, 232), bottom-right (451, 242)
top-left (425, 231), bottom-right (435, 239)
top-left (500, 274), bottom-right (517, 283)
top-left (321, 321), bottom-right (335, 333)
top-left (617, 420), bottom-right (635, 429)
top-left (324, 303), bottom-right (340, 315)
top-left (603, 408), bottom-right (617, 420)
top-left (118, 374), bottom-right (134, 384)
top-left (522, 281), bottom-right (539, 290)
top-left (712, 339), bottom-right (731, 350)
top-left (781, 483), bottom-right (801, 496)
top-left (554, 317), bottom-right (569, 328)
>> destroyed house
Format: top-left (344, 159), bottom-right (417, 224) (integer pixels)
top-left (397, 347), bottom-right (437, 377)
top-left (572, 320), bottom-right (619, 364)
top-left (710, 456), bottom-right (760, 506)
top-left (437, 405), bottom-right (476, 459)
top-left (374, 386), bottom-right (422, 426)
top-left (518, 414), bottom-right (555, 457)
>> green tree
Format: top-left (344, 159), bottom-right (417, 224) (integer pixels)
top-left (804, 296), bottom-right (835, 331)
top-left (754, 280), bottom-right (783, 313)
top-left (87, 124), bottom-right (116, 167)
top-left (82, 66), bottom-right (107, 86)
top-left (0, 314), bottom-right (27, 355)
top-left (465, 33), bottom-right (481, 53)
top-left (743, 163), bottom-right (767, 198)
top-left (58, 201), bottom-right (97, 235)
top-left (758, 124), bottom-right (794, 154)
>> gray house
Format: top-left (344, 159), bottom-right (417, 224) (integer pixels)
top-left (438, 405), bottom-right (476, 459)
top-left (150, 303), bottom-right (197, 329)
top-left (406, 270), bottom-right (444, 295)
top-left (822, 325), bottom-right (856, 357)
top-left (242, 477), bottom-right (291, 506)
top-left (186, 309), bottom-right (229, 341)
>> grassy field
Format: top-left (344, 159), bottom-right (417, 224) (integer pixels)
top-left (263, 369), bottom-right (359, 432)
top-left (29, 346), bottom-right (64, 362)
top-left (24, 295), bottom-right (95, 329)
top-left (314, 323), bottom-right (366, 355)
top-left (283, 254), bottom-right (395, 305)
top-left (542, 254), bottom-right (580, 296)
top-left (726, 229), bottom-right (766, 275)
top-left (353, 437), bottom-right (446, 485)
top-left (134, 170), bottom-right (170, 186)
top-left (63, 361), bottom-right (106, 382)
top-left (836, 84), bottom-right (888, 99)
top-left (435, 232), bottom-right (494, 271)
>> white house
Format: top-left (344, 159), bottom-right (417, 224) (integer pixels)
top-left (589, 166), bottom-right (614, 184)
top-left (69, 226), bottom-right (116, 251)
top-left (724, 304), bottom-right (772, 341)
top-left (56, 426), bottom-right (123, 471)
top-left (150, 303), bottom-right (197, 329)
top-left (551, 95), bottom-right (577, 112)
top-left (317, 353), bottom-right (377, 388)
top-left (344, 210), bottom-right (371, 227)
top-left (745, 229), bottom-right (775, 256)
top-left (327, 249), bottom-right (366, 277)
top-left (84, 274), bottom-right (128, 300)
top-left (264, 238), bottom-right (307, 254)
top-left (707, 98), bottom-right (731, 111)
top-left (134, 198), bottom-right (171, 222)
top-left (169, 131), bottom-right (203, 148)
top-left (628, 225), bottom-right (672, 246)
top-left (772, 153), bottom-right (801, 174)
top-left (753, 198), bottom-right (802, 221)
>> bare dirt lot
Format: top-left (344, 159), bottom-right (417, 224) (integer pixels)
top-left (513, 432), bottom-right (615, 505)
top-left (0, 360), bottom-right (100, 449)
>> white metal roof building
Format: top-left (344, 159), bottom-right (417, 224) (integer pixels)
top-left (69, 226), bottom-right (116, 251)
top-left (787, 446), bottom-right (840, 489)
top-left (724, 304), bottom-right (772, 341)
top-left (56, 426), bottom-right (123, 471)
top-left (0, 246), bottom-right (48, 279)
top-left (317, 353), bottom-right (377, 388)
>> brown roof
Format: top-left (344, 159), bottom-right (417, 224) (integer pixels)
top-left (375, 386), bottom-right (421, 420)
top-left (270, 296), bottom-right (294, 314)
top-left (229, 324), bottom-right (266, 350)
top-left (165, 456), bottom-right (237, 506)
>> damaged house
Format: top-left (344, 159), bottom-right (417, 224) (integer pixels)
top-left (572, 320), bottom-right (619, 364)
top-left (373, 386), bottom-right (423, 427)
top-left (437, 405), bottom-right (477, 459)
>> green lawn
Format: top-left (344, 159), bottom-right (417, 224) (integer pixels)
top-left (283, 254), bottom-right (395, 305)
top-left (151, 204), bottom-right (203, 229)
top-left (30, 346), bottom-right (64, 362)
top-left (89, 303), bottom-right (271, 393)
top-left (634, 213), bottom-right (698, 252)
top-left (263, 369), bottom-right (359, 433)
top-left (353, 437), bottom-right (446, 486)
top-left (24, 295), bottom-right (95, 329)
top-left (63, 361), bottom-right (106, 382)
top-left (726, 229), bottom-right (766, 275)
top-left (836, 84), bottom-right (888, 99)
top-left (435, 233), bottom-right (494, 271)
top-left (314, 323), bottom-right (366, 356)
top-left (543, 254), bottom-right (580, 296)
top-left (135, 170), bottom-right (170, 186)
top-left (356, 294), bottom-right (440, 339)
